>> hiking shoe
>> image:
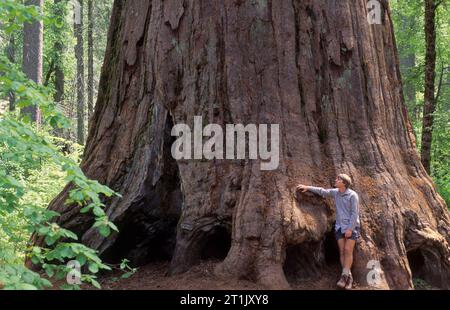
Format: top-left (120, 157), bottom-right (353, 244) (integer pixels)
top-left (337, 274), bottom-right (348, 288)
top-left (344, 274), bottom-right (353, 290)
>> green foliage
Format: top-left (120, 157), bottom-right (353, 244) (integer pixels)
top-left (431, 103), bottom-right (450, 207)
top-left (392, 0), bottom-right (450, 207)
top-left (0, 0), bottom-right (121, 290)
top-left (108, 259), bottom-right (138, 283)
top-left (119, 258), bottom-right (137, 279)
top-left (0, 0), bottom-right (42, 35)
top-left (412, 277), bottom-right (434, 290)
top-left (0, 79), bottom-right (120, 289)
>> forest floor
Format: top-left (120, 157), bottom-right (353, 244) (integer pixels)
top-left (50, 259), bottom-right (439, 290)
top-left (94, 260), bottom-right (371, 290)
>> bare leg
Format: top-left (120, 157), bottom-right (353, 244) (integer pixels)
top-left (343, 238), bottom-right (356, 271)
top-left (336, 238), bottom-right (350, 288)
top-left (337, 238), bottom-right (345, 268)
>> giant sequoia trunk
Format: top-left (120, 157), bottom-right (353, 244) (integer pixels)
top-left (38, 0), bottom-right (450, 289)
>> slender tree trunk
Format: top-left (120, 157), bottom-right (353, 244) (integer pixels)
top-left (21, 0), bottom-right (43, 123)
top-left (51, 0), bottom-right (66, 138)
top-left (75, 0), bottom-right (85, 144)
top-left (54, 53), bottom-right (65, 106)
top-left (53, 0), bottom-right (65, 107)
top-left (399, 15), bottom-right (418, 121)
top-left (402, 54), bottom-right (416, 101)
top-left (399, 16), bottom-right (420, 128)
top-left (87, 0), bottom-right (94, 122)
top-left (7, 33), bottom-right (15, 111)
top-left (36, 0), bottom-right (450, 289)
top-left (398, 15), bottom-right (416, 123)
top-left (420, 0), bottom-right (437, 173)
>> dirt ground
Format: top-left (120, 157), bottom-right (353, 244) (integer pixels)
top-left (95, 260), bottom-right (369, 290)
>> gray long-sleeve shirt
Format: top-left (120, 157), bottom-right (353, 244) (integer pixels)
top-left (308, 186), bottom-right (360, 233)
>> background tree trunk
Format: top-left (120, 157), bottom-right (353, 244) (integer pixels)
top-left (21, 0), bottom-right (43, 124)
top-left (87, 0), bottom-right (94, 122)
top-left (402, 53), bottom-right (417, 119)
top-left (420, 0), bottom-right (437, 173)
top-left (398, 15), bottom-right (416, 123)
top-left (53, 0), bottom-right (65, 106)
top-left (51, 0), bottom-right (66, 138)
top-left (38, 0), bottom-right (450, 289)
top-left (7, 31), bottom-right (15, 111)
top-left (75, 0), bottom-right (85, 144)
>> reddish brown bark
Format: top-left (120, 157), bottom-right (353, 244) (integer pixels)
top-left (37, 0), bottom-right (450, 289)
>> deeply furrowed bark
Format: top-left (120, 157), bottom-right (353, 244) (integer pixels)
top-left (35, 0), bottom-right (450, 289)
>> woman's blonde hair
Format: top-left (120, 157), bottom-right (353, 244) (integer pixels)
top-left (338, 173), bottom-right (352, 188)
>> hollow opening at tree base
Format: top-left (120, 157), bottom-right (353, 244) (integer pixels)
top-left (406, 248), bottom-right (442, 289)
top-left (284, 230), bottom-right (341, 287)
top-left (323, 230), bottom-right (340, 265)
top-left (100, 115), bottom-right (184, 267)
top-left (101, 216), bottom-right (180, 267)
top-left (200, 226), bottom-right (232, 260)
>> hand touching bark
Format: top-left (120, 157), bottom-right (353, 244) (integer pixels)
top-left (296, 184), bottom-right (310, 193)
